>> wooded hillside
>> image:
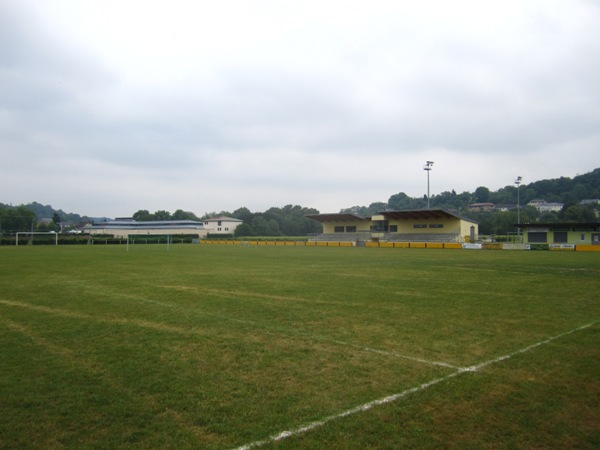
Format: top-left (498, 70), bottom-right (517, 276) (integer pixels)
top-left (2, 168), bottom-right (598, 236)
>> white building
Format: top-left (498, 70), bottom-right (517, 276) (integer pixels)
top-left (202, 216), bottom-right (243, 234)
top-left (527, 199), bottom-right (564, 213)
top-left (88, 219), bottom-right (206, 238)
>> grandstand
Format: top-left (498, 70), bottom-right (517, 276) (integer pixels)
top-left (306, 209), bottom-right (478, 245)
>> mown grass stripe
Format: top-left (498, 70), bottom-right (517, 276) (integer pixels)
top-left (136, 295), bottom-right (464, 369)
top-left (0, 314), bottom-right (229, 447)
top-left (234, 320), bottom-right (598, 449)
top-left (0, 299), bottom-right (201, 336)
top-left (0, 296), bottom-right (461, 371)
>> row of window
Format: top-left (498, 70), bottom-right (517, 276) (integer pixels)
top-left (528, 232), bottom-right (590, 243)
top-left (334, 226), bottom-right (356, 233)
top-left (334, 224), bottom-right (444, 233)
top-left (413, 224), bottom-right (444, 229)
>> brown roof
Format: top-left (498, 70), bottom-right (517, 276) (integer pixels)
top-left (306, 209), bottom-right (477, 224)
top-left (305, 213), bottom-right (369, 223)
top-left (516, 222), bottom-right (600, 228)
top-left (379, 209), bottom-right (474, 222)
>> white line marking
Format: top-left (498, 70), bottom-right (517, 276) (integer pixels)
top-left (463, 321), bottom-right (596, 373)
top-left (329, 338), bottom-right (463, 370)
top-left (233, 320), bottom-right (598, 450)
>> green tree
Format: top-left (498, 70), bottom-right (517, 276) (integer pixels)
top-left (0, 205), bottom-right (35, 233)
top-left (234, 223), bottom-right (254, 237)
top-left (52, 212), bottom-right (61, 231)
top-left (267, 219), bottom-right (280, 236)
top-left (233, 207), bottom-right (254, 223)
top-left (474, 186), bottom-right (490, 203)
top-left (250, 216), bottom-right (270, 236)
top-left (153, 210), bottom-right (171, 221)
top-left (563, 205), bottom-right (596, 222)
top-left (132, 210), bottom-right (153, 221)
top-left (171, 209), bottom-right (199, 221)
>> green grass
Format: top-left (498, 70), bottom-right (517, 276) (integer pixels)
top-left (0, 245), bottom-right (599, 449)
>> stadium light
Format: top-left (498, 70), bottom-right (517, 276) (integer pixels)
top-left (424, 161), bottom-right (434, 209)
top-left (515, 176), bottom-right (522, 241)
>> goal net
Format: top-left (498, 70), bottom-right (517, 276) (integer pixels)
top-left (126, 234), bottom-right (172, 252)
top-left (15, 232), bottom-right (58, 246)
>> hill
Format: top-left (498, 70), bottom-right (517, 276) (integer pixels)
top-left (341, 168), bottom-right (600, 216)
top-left (2, 168), bottom-right (599, 237)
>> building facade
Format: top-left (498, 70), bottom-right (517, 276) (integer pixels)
top-left (527, 199), bottom-right (564, 213)
top-left (517, 222), bottom-right (600, 245)
top-left (306, 209), bottom-right (478, 244)
top-left (202, 216), bottom-right (243, 234)
top-left (87, 219), bottom-right (206, 238)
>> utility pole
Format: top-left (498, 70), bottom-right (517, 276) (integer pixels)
top-left (515, 176), bottom-right (522, 242)
top-left (424, 161), bottom-right (434, 209)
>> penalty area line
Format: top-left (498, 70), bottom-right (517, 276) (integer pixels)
top-left (233, 320), bottom-right (598, 450)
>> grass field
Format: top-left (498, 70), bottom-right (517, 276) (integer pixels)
top-left (1, 244), bottom-right (599, 449)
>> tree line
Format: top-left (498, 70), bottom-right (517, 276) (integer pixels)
top-left (2, 168), bottom-right (599, 237)
top-left (131, 205), bottom-right (322, 237)
top-left (342, 168), bottom-right (600, 215)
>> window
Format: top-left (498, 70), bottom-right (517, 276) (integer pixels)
top-left (371, 220), bottom-right (388, 232)
top-left (553, 231), bottom-right (567, 243)
top-left (429, 224), bottom-right (443, 228)
top-left (389, 225), bottom-right (398, 232)
top-left (413, 224), bottom-right (427, 229)
top-left (334, 226), bottom-right (344, 233)
top-left (218, 221), bottom-right (222, 226)
top-left (528, 232), bottom-right (547, 243)
top-left (346, 226), bottom-right (356, 232)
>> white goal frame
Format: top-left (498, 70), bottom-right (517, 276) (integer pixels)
top-left (15, 232), bottom-right (58, 246)
top-left (126, 234), bottom-right (172, 252)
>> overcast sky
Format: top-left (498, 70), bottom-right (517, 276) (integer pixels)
top-left (2, 1), bottom-right (599, 217)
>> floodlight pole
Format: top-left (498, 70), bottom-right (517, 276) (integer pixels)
top-left (424, 161), bottom-right (434, 209)
top-left (515, 176), bottom-right (522, 242)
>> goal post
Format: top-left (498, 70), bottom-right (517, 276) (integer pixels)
top-left (126, 234), bottom-right (172, 252)
top-left (15, 232), bottom-right (58, 246)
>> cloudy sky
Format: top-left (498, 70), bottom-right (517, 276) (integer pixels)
top-left (2, 1), bottom-right (599, 217)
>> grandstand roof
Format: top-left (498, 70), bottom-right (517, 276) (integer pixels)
top-left (379, 209), bottom-right (476, 222)
top-left (306, 209), bottom-right (477, 223)
top-left (516, 222), bottom-right (600, 229)
top-left (304, 213), bottom-right (369, 223)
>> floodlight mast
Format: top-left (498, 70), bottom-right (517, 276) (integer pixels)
top-left (515, 176), bottom-right (522, 242)
top-left (424, 161), bottom-right (434, 209)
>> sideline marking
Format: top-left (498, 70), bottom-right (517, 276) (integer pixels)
top-left (234, 320), bottom-right (598, 450)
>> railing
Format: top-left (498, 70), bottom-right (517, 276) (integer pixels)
top-left (308, 232), bottom-right (371, 242)
top-left (309, 232), bottom-right (461, 243)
